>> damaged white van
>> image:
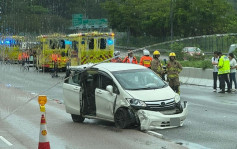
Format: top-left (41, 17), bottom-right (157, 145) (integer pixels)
top-left (63, 63), bottom-right (188, 130)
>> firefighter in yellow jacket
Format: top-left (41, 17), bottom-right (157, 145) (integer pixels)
top-left (166, 52), bottom-right (182, 94)
top-left (151, 50), bottom-right (164, 79)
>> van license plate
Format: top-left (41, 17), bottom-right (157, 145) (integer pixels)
top-left (170, 118), bottom-right (180, 126)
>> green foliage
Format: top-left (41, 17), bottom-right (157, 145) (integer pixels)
top-left (183, 54), bottom-right (205, 61)
top-left (170, 42), bottom-right (184, 60)
top-left (102, 0), bottom-right (237, 38)
top-left (0, 0), bottom-right (106, 34)
top-left (116, 35), bottom-right (169, 47)
top-left (180, 60), bottom-right (213, 69)
top-left (201, 60), bottom-right (213, 70)
top-left (27, 5), bottom-right (49, 14)
top-left (0, 0), bottom-right (237, 37)
top-left (230, 49), bottom-right (237, 59)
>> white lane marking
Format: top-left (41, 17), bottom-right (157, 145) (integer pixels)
top-left (0, 136), bottom-right (13, 146)
top-left (146, 131), bottom-right (164, 139)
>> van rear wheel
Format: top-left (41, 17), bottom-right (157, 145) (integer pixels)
top-left (114, 108), bottom-right (135, 129)
top-left (71, 114), bottom-right (85, 123)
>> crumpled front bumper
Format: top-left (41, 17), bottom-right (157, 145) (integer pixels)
top-left (137, 101), bottom-right (188, 130)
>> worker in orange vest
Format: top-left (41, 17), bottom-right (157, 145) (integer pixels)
top-left (111, 51), bottom-right (123, 63)
top-left (51, 54), bottom-right (59, 78)
top-left (18, 53), bottom-right (22, 62)
top-left (123, 50), bottom-right (138, 64)
top-left (21, 52), bottom-right (29, 71)
top-left (139, 49), bottom-right (153, 68)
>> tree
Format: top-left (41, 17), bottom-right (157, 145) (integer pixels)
top-left (102, 0), bottom-right (237, 38)
top-left (173, 0), bottom-right (235, 36)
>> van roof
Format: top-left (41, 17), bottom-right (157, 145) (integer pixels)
top-left (69, 63), bottom-right (146, 72)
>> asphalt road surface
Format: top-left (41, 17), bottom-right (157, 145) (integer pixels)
top-left (0, 64), bottom-right (186, 149)
top-left (157, 85), bottom-right (237, 149)
top-left (1, 64), bottom-right (237, 149)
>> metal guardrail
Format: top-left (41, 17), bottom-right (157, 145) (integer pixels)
top-left (115, 46), bottom-right (170, 53)
top-left (204, 52), bottom-right (228, 56)
top-left (116, 46), bottom-right (228, 56)
top-left (115, 46), bottom-right (136, 50)
top-left (116, 33), bottom-right (237, 54)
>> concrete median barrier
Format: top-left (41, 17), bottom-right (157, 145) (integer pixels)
top-left (180, 67), bottom-right (214, 87)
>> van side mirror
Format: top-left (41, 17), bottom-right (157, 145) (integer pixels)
top-left (106, 85), bottom-right (113, 94)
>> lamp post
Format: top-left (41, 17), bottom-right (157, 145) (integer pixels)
top-left (170, 0), bottom-right (174, 41)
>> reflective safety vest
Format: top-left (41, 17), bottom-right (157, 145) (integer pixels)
top-left (123, 56), bottom-right (138, 64)
top-left (52, 54), bottom-right (58, 62)
top-left (22, 52), bottom-right (29, 60)
top-left (151, 58), bottom-right (164, 76)
top-left (166, 60), bottom-right (182, 78)
top-left (218, 55), bottom-right (230, 75)
top-left (18, 53), bottom-right (22, 61)
top-left (139, 56), bottom-right (152, 68)
top-left (111, 57), bottom-right (123, 63)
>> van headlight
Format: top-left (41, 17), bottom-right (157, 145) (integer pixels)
top-left (126, 98), bottom-right (146, 107)
top-left (174, 94), bottom-right (180, 103)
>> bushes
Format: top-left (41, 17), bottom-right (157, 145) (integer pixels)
top-left (170, 42), bottom-right (184, 60)
top-left (183, 54), bottom-right (205, 61)
top-left (180, 60), bottom-right (213, 70)
top-left (201, 60), bottom-right (213, 70)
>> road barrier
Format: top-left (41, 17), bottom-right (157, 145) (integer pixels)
top-left (180, 67), bottom-right (214, 87)
top-left (38, 114), bottom-right (50, 149)
top-left (38, 95), bottom-right (50, 149)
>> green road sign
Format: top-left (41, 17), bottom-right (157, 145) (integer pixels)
top-left (72, 14), bottom-right (108, 29)
top-left (72, 14), bottom-right (83, 27)
top-left (73, 14), bottom-right (83, 18)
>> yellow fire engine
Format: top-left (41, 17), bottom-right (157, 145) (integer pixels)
top-left (67, 31), bottom-right (114, 66)
top-left (36, 34), bottom-right (70, 71)
top-left (0, 36), bottom-right (24, 63)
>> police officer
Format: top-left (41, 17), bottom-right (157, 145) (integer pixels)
top-left (139, 49), bottom-right (153, 68)
top-left (166, 52), bottom-right (182, 94)
top-left (151, 50), bottom-right (164, 79)
top-left (218, 52), bottom-right (231, 93)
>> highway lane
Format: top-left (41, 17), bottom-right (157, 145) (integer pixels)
top-left (157, 85), bottom-right (237, 149)
top-left (0, 64), bottom-right (186, 149)
top-left (0, 84), bottom-right (185, 149)
top-left (0, 64), bottom-right (64, 101)
top-left (1, 64), bottom-right (237, 149)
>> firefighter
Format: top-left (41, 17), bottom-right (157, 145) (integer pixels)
top-left (22, 52), bottom-right (29, 71)
top-left (139, 49), bottom-right (152, 68)
top-left (151, 50), bottom-right (164, 79)
top-left (18, 53), bottom-right (22, 64)
top-left (52, 54), bottom-right (59, 78)
top-left (123, 50), bottom-right (138, 64)
top-left (166, 52), bottom-right (182, 94)
top-left (111, 51), bottom-right (123, 63)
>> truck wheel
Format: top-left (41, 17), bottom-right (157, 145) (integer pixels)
top-left (114, 108), bottom-right (135, 129)
top-left (71, 114), bottom-right (85, 123)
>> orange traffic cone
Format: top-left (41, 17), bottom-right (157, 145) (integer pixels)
top-left (38, 114), bottom-right (50, 149)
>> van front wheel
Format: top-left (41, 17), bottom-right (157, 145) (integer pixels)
top-left (114, 108), bottom-right (132, 129)
top-left (71, 114), bottom-right (85, 123)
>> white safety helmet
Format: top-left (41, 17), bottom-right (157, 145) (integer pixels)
top-left (114, 51), bottom-right (120, 56)
top-left (143, 49), bottom-right (150, 56)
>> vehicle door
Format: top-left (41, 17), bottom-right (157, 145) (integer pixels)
top-left (95, 72), bottom-right (119, 120)
top-left (63, 70), bottom-right (82, 115)
top-left (80, 70), bottom-right (99, 116)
